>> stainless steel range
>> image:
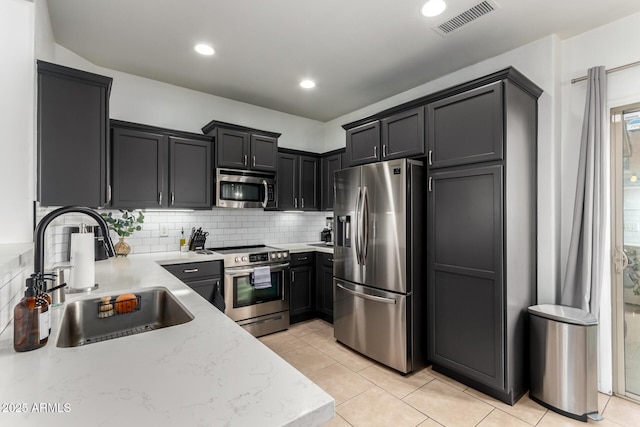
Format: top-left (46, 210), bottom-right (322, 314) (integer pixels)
top-left (210, 245), bottom-right (290, 337)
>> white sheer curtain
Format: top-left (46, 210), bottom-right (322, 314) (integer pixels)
top-left (561, 66), bottom-right (608, 317)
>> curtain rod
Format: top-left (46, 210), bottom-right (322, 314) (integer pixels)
top-left (571, 60), bottom-right (640, 84)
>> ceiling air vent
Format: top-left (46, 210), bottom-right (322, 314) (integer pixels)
top-left (432, 0), bottom-right (500, 37)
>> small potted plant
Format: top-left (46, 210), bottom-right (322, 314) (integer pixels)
top-left (101, 210), bottom-right (145, 257)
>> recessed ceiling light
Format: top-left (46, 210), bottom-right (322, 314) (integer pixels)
top-left (421, 0), bottom-right (446, 17)
top-left (194, 44), bottom-right (215, 56)
top-left (300, 80), bottom-right (316, 89)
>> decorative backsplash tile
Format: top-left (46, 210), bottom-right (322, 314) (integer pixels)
top-left (36, 206), bottom-right (331, 265)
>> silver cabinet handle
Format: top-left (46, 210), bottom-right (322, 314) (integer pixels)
top-left (183, 268), bottom-right (199, 273)
top-left (428, 177), bottom-right (433, 192)
top-left (294, 197), bottom-right (298, 209)
top-left (252, 156), bottom-right (256, 167)
top-left (171, 192), bottom-right (175, 206)
top-left (373, 145), bottom-right (377, 158)
top-left (291, 270), bottom-right (295, 282)
top-left (107, 184), bottom-right (112, 204)
top-left (297, 257), bottom-right (308, 261)
top-left (244, 154), bottom-right (248, 166)
top-left (382, 145), bottom-right (387, 157)
top-left (158, 192), bottom-right (163, 205)
top-left (428, 150), bottom-right (433, 165)
top-left (336, 283), bottom-right (396, 304)
top-left (301, 197), bottom-right (305, 209)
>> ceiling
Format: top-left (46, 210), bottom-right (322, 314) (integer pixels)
top-left (47, 0), bottom-right (640, 122)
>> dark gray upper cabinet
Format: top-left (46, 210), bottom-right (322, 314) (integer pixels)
top-left (111, 127), bottom-right (166, 208)
top-left (169, 136), bottom-right (212, 208)
top-left (202, 120), bottom-right (280, 172)
top-left (299, 156), bottom-right (320, 210)
top-left (321, 152), bottom-right (343, 210)
top-left (277, 151), bottom-right (320, 211)
top-left (37, 61), bottom-right (112, 208)
top-left (381, 106), bottom-right (425, 160)
top-left (346, 121), bottom-right (380, 166)
top-left (427, 76), bottom-right (540, 405)
top-left (216, 128), bottom-right (249, 169)
top-left (427, 81), bottom-right (503, 169)
top-left (277, 153), bottom-right (298, 210)
top-left (111, 121), bottom-right (212, 209)
top-left (250, 134), bottom-right (278, 171)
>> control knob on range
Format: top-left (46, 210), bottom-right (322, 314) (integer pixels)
top-left (271, 253), bottom-right (276, 259)
top-left (242, 256), bottom-right (248, 262)
top-left (234, 257), bottom-right (240, 263)
top-left (277, 252), bottom-right (282, 259)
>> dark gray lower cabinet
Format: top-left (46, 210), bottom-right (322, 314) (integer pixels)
top-left (429, 165), bottom-right (505, 390)
top-left (163, 261), bottom-right (222, 305)
top-left (37, 61), bottom-right (112, 208)
top-left (315, 252), bottom-right (333, 323)
top-left (290, 252), bottom-right (315, 323)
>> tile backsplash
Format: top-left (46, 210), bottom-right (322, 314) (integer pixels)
top-left (0, 248), bottom-right (33, 335)
top-left (36, 206), bottom-right (331, 266)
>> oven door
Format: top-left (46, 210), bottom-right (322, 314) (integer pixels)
top-left (223, 262), bottom-right (289, 321)
top-left (216, 169), bottom-right (276, 209)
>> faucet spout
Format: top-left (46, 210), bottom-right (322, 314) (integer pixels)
top-left (34, 206), bottom-right (115, 275)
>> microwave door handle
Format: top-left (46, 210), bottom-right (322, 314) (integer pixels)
top-left (262, 180), bottom-right (268, 208)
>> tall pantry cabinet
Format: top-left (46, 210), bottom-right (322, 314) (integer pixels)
top-left (426, 72), bottom-right (541, 405)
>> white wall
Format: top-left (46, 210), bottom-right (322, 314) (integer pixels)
top-left (0, 0), bottom-right (35, 244)
top-left (560, 11), bottom-right (640, 395)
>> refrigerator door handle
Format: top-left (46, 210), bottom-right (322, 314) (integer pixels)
top-left (336, 282), bottom-right (397, 304)
top-left (361, 186), bottom-right (369, 264)
top-left (355, 187), bottom-right (362, 264)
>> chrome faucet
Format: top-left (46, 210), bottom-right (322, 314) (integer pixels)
top-left (34, 206), bottom-right (115, 275)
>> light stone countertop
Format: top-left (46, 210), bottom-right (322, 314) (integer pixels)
top-left (0, 249), bottom-right (334, 426)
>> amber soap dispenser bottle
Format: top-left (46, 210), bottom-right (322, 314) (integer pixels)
top-left (13, 277), bottom-right (49, 352)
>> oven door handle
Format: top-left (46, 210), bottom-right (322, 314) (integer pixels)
top-left (225, 262), bottom-right (290, 277)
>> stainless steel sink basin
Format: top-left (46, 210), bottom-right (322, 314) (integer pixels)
top-left (57, 286), bottom-right (194, 348)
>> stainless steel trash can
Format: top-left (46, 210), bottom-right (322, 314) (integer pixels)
top-left (528, 304), bottom-right (599, 422)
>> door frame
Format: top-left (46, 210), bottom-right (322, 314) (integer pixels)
top-left (610, 101), bottom-right (640, 401)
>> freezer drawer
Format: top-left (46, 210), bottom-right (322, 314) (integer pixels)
top-left (333, 278), bottom-right (412, 373)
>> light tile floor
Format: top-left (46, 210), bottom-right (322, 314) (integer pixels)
top-left (258, 319), bottom-right (640, 427)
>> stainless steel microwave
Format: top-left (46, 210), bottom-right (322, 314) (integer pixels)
top-left (215, 169), bottom-right (277, 209)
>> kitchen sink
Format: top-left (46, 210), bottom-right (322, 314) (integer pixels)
top-left (56, 286), bottom-right (194, 348)
top-left (307, 243), bottom-right (334, 248)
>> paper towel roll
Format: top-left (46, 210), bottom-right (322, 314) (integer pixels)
top-left (69, 232), bottom-right (95, 290)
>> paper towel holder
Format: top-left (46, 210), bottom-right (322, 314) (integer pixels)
top-left (67, 223), bottom-right (99, 293)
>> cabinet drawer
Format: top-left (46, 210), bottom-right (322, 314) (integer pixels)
top-left (290, 252), bottom-right (314, 266)
top-left (163, 261), bottom-right (222, 281)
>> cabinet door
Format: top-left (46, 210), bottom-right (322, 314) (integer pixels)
top-left (381, 106), bottom-right (425, 160)
top-left (277, 153), bottom-right (298, 210)
top-left (321, 153), bottom-right (342, 210)
top-left (427, 82), bottom-right (503, 169)
top-left (111, 127), bottom-right (167, 208)
top-left (169, 136), bottom-right (212, 209)
top-left (290, 265), bottom-right (315, 319)
top-left (37, 63), bottom-right (111, 208)
top-left (183, 277), bottom-right (220, 303)
top-left (299, 156), bottom-right (320, 211)
top-left (216, 128), bottom-right (249, 169)
top-left (250, 134), bottom-right (277, 172)
top-left (428, 165), bottom-right (504, 391)
top-left (346, 121), bottom-right (380, 166)
top-left (315, 253), bottom-right (334, 322)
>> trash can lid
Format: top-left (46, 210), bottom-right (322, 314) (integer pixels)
top-left (528, 304), bottom-right (598, 326)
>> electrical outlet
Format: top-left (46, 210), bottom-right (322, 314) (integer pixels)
top-left (159, 225), bottom-right (169, 237)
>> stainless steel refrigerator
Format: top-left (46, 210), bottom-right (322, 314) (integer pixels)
top-left (333, 158), bottom-right (425, 374)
